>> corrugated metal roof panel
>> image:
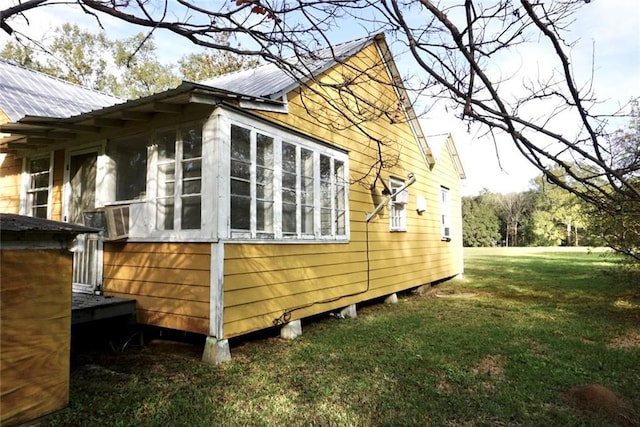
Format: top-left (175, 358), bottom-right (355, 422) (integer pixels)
top-left (199, 36), bottom-right (375, 99)
top-left (0, 59), bottom-right (123, 122)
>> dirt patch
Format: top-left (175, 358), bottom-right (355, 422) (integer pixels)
top-left (560, 384), bottom-right (638, 426)
top-left (471, 355), bottom-right (505, 378)
top-left (608, 330), bottom-right (640, 350)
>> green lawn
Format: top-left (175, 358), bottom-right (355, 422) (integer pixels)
top-left (48, 248), bottom-right (639, 426)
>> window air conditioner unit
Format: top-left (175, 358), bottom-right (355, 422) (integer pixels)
top-left (442, 226), bottom-right (451, 241)
top-left (104, 205), bottom-right (130, 240)
top-left (392, 189), bottom-right (409, 204)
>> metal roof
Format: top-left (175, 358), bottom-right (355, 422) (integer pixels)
top-left (0, 58), bottom-right (123, 122)
top-left (199, 35), bottom-right (376, 99)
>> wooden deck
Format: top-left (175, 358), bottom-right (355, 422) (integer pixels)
top-left (72, 293), bottom-right (136, 325)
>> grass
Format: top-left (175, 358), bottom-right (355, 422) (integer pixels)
top-left (46, 247), bottom-right (639, 426)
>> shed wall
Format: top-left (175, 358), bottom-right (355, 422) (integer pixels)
top-left (0, 249), bottom-right (72, 426)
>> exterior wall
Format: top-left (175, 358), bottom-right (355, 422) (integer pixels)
top-left (102, 242), bottom-right (211, 335)
top-left (0, 249), bottom-right (72, 425)
top-left (0, 153), bottom-right (21, 214)
top-left (51, 149), bottom-right (65, 221)
top-left (222, 43), bottom-right (464, 338)
top-left (0, 108), bottom-right (21, 214)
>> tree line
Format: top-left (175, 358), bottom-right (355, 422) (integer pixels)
top-left (1, 23), bottom-right (258, 100)
top-left (464, 98), bottom-right (639, 258)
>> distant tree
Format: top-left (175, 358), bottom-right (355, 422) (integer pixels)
top-left (494, 192), bottom-right (533, 247)
top-left (178, 33), bottom-right (259, 82)
top-left (0, 41), bottom-right (43, 71)
top-left (1, 25), bottom-right (257, 99)
top-left (531, 168), bottom-right (592, 246)
top-left (462, 192), bottom-right (501, 247)
top-left (43, 23), bottom-right (112, 89)
top-left (109, 33), bottom-right (180, 99)
top-left (590, 100), bottom-right (640, 260)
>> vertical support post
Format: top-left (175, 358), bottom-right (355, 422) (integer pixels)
top-left (202, 337), bottom-right (231, 364)
top-left (339, 303), bottom-right (357, 319)
top-left (384, 293), bottom-right (398, 304)
top-left (280, 319), bottom-right (302, 339)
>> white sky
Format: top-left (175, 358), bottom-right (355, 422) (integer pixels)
top-left (1, 1), bottom-right (638, 196)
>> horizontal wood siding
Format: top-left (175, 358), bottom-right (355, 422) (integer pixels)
top-left (51, 149), bottom-right (65, 221)
top-left (0, 153), bottom-right (21, 214)
top-left (102, 242), bottom-right (211, 334)
top-left (223, 43), bottom-right (464, 338)
top-left (1, 249), bottom-right (71, 426)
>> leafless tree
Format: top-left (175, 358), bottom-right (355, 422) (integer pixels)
top-left (2, 0), bottom-right (638, 256)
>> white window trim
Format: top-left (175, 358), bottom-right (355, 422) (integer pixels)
top-left (220, 109), bottom-right (350, 243)
top-left (127, 120), bottom-right (215, 242)
top-left (389, 177), bottom-right (408, 232)
top-left (20, 152), bottom-right (54, 219)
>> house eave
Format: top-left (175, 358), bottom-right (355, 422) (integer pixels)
top-left (0, 83), bottom-right (287, 155)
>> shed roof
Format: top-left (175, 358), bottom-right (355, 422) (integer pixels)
top-left (199, 36), bottom-right (375, 100)
top-left (0, 213), bottom-right (97, 234)
top-left (0, 58), bottom-right (122, 122)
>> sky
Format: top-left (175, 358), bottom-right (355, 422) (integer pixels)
top-left (1, 1), bottom-right (639, 196)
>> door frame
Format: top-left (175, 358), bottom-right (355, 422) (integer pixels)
top-left (64, 144), bottom-right (105, 294)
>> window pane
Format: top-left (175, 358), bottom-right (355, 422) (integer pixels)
top-left (110, 135), bottom-right (148, 201)
top-left (181, 196), bottom-right (201, 229)
top-left (231, 179), bottom-right (250, 196)
top-left (256, 169), bottom-right (273, 199)
top-left (30, 158), bottom-right (49, 173)
top-left (231, 125), bottom-right (251, 161)
top-left (183, 159), bottom-right (201, 178)
top-left (183, 179), bottom-right (201, 195)
top-left (282, 172), bottom-right (296, 189)
top-left (231, 160), bottom-right (250, 179)
top-left (257, 134), bottom-right (273, 165)
top-left (157, 198), bottom-right (174, 230)
top-left (34, 190), bottom-right (48, 205)
top-left (157, 131), bottom-right (176, 161)
top-left (302, 206), bottom-right (314, 234)
top-left (320, 155), bottom-right (331, 181)
top-left (158, 163), bottom-right (176, 183)
top-left (257, 201), bottom-right (274, 232)
top-left (282, 142), bottom-right (296, 173)
top-left (32, 173), bottom-right (49, 189)
top-left (282, 203), bottom-right (296, 234)
top-left (282, 188), bottom-right (296, 204)
top-left (182, 127), bottom-right (202, 159)
top-left (33, 206), bottom-right (47, 219)
top-left (231, 196), bottom-right (250, 230)
top-left (321, 209), bottom-right (331, 235)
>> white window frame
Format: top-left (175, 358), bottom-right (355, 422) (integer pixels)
top-left (21, 153), bottom-right (54, 219)
top-left (125, 120), bottom-right (215, 242)
top-left (389, 177), bottom-right (408, 232)
top-left (142, 122), bottom-right (206, 238)
top-left (441, 186), bottom-right (452, 240)
top-left (221, 110), bottom-right (350, 242)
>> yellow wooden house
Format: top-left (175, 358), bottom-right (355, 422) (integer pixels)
top-left (0, 34), bottom-right (465, 362)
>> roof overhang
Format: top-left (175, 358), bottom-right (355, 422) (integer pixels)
top-left (0, 82), bottom-right (286, 155)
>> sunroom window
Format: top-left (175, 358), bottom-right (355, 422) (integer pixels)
top-left (108, 135), bottom-right (148, 202)
top-left (155, 125), bottom-right (202, 231)
top-left (26, 156), bottom-right (51, 219)
top-left (229, 122), bottom-right (349, 241)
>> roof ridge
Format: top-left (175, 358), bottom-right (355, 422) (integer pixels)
top-left (196, 33), bottom-right (380, 86)
top-left (0, 57), bottom-right (123, 102)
